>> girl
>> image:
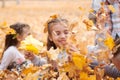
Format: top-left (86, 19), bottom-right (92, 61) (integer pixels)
top-left (25, 18), bottom-right (79, 67)
top-left (0, 23), bottom-right (30, 70)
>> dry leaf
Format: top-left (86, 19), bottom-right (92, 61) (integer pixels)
top-left (108, 5), bottom-right (115, 13)
top-left (89, 8), bottom-right (94, 13)
top-left (104, 34), bottom-right (115, 50)
top-left (57, 72), bottom-right (69, 80)
top-left (79, 6), bottom-right (84, 11)
top-left (83, 19), bottom-right (94, 31)
top-left (0, 21), bottom-right (8, 29)
top-left (21, 65), bottom-right (39, 76)
top-left (47, 47), bottom-right (60, 60)
top-left (72, 53), bottom-right (86, 70)
top-left (69, 22), bottom-right (78, 32)
top-left (19, 35), bottom-right (44, 55)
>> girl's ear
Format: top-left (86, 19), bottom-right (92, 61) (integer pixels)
top-left (48, 36), bottom-right (53, 41)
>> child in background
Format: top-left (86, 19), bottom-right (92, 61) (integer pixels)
top-left (87, 1), bottom-right (120, 78)
top-left (106, 0), bottom-right (120, 39)
top-left (0, 23), bottom-right (30, 70)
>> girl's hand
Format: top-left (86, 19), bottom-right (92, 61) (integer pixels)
top-left (66, 43), bottom-right (80, 54)
top-left (24, 51), bottom-right (35, 61)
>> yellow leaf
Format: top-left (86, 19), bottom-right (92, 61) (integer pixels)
top-left (80, 72), bottom-right (96, 80)
top-left (19, 35), bottom-right (44, 55)
top-left (89, 8), bottom-right (94, 13)
top-left (89, 75), bottom-right (96, 80)
top-left (108, 5), bottom-right (115, 13)
top-left (117, 78), bottom-right (120, 80)
top-left (60, 62), bottom-right (76, 72)
top-left (104, 34), bottom-right (115, 50)
top-left (6, 28), bottom-right (16, 35)
top-left (80, 72), bottom-right (89, 80)
top-left (79, 6), bottom-right (84, 11)
top-left (72, 54), bottom-right (86, 70)
top-left (44, 14), bottom-right (59, 33)
top-left (100, 2), bottom-right (105, 6)
top-left (0, 21), bottom-right (8, 29)
top-left (21, 65), bottom-right (39, 76)
top-left (25, 44), bottom-right (39, 55)
top-left (24, 73), bottom-right (32, 80)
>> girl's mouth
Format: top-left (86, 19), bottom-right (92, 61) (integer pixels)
top-left (59, 40), bottom-right (67, 44)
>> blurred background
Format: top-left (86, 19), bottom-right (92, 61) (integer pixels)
top-left (0, 0), bottom-right (94, 55)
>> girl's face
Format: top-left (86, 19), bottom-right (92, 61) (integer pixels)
top-left (17, 27), bottom-right (30, 41)
top-left (49, 23), bottom-right (69, 48)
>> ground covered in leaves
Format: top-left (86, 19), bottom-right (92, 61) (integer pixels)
top-left (0, 0), bottom-right (118, 80)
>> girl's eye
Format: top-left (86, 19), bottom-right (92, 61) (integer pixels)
top-left (64, 30), bottom-right (69, 35)
top-left (56, 32), bottom-right (61, 35)
top-left (53, 31), bottom-right (61, 36)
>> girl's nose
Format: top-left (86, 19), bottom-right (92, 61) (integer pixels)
top-left (60, 33), bottom-right (66, 38)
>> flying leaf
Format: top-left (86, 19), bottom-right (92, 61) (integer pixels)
top-left (68, 33), bottom-right (77, 44)
top-left (83, 19), bottom-right (94, 31)
top-left (69, 22), bottom-right (78, 32)
top-left (89, 8), bottom-right (94, 13)
top-left (104, 34), bottom-right (115, 50)
top-left (0, 21), bottom-right (8, 29)
top-left (108, 5), bottom-right (115, 13)
top-left (50, 14), bottom-right (58, 19)
top-left (79, 6), bottom-right (84, 11)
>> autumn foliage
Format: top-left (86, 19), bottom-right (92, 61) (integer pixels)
top-left (0, 0), bottom-right (119, 80)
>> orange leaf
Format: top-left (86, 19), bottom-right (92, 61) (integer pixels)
top-left (83, 19), bottom-right (94, 31)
